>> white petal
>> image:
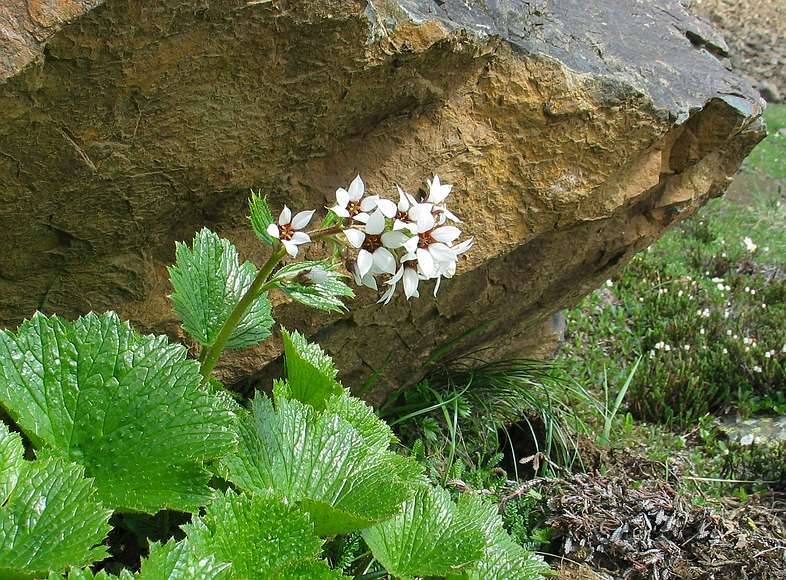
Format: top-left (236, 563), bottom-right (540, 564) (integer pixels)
top-left (373, 247), bottom-right (396, 275)
top-left (404, 236), bottom-right (419, 254)
top-left (353, 263), bottom-right (363, 286)
top-left (401, 251), bottom-right (417, 263)
top-left (335, 188), bottom-right (350, 208)
top-left (381, 230), bottom-right (410, 249)
top-left (344, 228), bottom-right (365, 248)
top-left (433, 275), bottom-right (442, 297)
top-left (393, 219), bottom-right (416, 232)
top-left (378, 284), bottom-right (396, 305)
top-left (365, 210), bottom-right (386, 235)
top-left (397, 186), bottom-right (410, 211)
top-left (353, 212), bottom-right (370, 224)
top-left (348, 175), bottom-right (364, 200)
top-left (279, 205), bottom-right (292, 225)
top-left (403, 268), bottom-right (420, 299)
top-left (290, 231), bottom-right (311, 245)
top-left (360, 195), bottom-right (379, 212)
top-left (453, 238), bottom-right (474, 255)
top-left (266, 223), bottom-right (280, 239)
top-left (357, 249), bottom-right (374, 278)
top-left (363, 275), bottom-right (378, 291)
top-left (429, 242), bottom-right (456, 264)
top-left (376, 198), bottom-right (397, 218)
top-left (431, 226), bottom-right (461, 244)
top-left (440, 207), bottom-right (462, 223)
top-left (283, 240), bottom-right (299, 257)
top-left (331, 205), bottom-right (351, 218)
top-left (388, 266), bottom-right (405, 285)
top-left (409, 203), bottom-right (435, 233)
top-left (291, 209), bottom-right (315, 230)
top-left (428, 175), bottom-right (452, 204)
top-left (417, 248), bottom-right (435, 277)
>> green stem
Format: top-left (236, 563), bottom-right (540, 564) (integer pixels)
top-left (197, 223), bottom-right (345, 380)
top-left (199, 246), bottom-right (286, 378)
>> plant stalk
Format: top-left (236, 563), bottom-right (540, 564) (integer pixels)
top-left (199, 246), bottom-right (286, 378)
top-left (198, 224), bottom-right (344, 379)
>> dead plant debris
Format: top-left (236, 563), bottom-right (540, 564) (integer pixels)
top-left (540, 473), bottom-right (786, 579)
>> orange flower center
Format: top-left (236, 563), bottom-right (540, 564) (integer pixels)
top-left (279, 223), bottom-right (295, 241)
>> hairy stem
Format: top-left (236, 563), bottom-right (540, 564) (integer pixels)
top-left (199, 246), bottom-right (286, 378)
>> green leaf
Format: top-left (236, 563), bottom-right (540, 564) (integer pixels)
top-left (248, 191), bottom-right (276, 245)
top-left (138, 540), bottom-right (230, 579)
top-left (221, 394), bottom-right (418, 536)
top-left (49, 569), bottom-right (132, 580)
top-left (169, 228), bottom-right (273, 348)
top-left (280, 328), bottom-right (343, 410)
top-left (0, 312), bottom-right (238, 513)
top-left (323, 393), bottom-right (395, 454)
top-left (156, 490), bottom-right (344, 579)
top-left (276, 266), bottom-right (354, 313)
top-left (0, 422), bottom-right (23, 505)
top-left (447, 495), bottom-right (549, 580)
top-left (0, 424), bottom-right (111, 579)
top-left (361, 486), bottom-right (487, 579)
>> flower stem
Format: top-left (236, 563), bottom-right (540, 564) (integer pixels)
top-left (199, 246), bottom-right (287, 378)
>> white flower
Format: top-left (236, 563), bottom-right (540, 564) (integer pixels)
top-left (742, 236), bottom-right (757, 252)
top-left (331, 176), bottom-right (368, 221)
top-left (426, 175), bottom-right (461, 224)
top-left (266, 205), bottom-right (314, 257)
top-left (393, 186), bottom-right (419, 231)
top-left (664, 344), bottom-right (671, 352)
top-left (722, 348), bottom-right (728, 354)
top-left (752, 365), bottom-right (762, 373)
top-left (344, 210), bottom-right (398, 278)
top-left (359, 195), bottom-right (397, 220)
top-left (379, 254), bottom-right (422, 304)
top-left (605, 279), bottom-right (613, 288)
top-left (432, 238), bottom-right (474, 296)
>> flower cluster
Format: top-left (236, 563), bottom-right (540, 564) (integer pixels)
top-left (332, 175), bottom-right (473, 303)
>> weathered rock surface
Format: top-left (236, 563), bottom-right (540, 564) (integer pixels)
top-left (0, 0), bottom-right (764, 400)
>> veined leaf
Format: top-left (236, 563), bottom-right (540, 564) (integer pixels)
top-left (145, 490), bottom-right (344, 579)
top-left (169, 228), bottom-right (273, 348)
top-left (276, 264), bottom-right (354, 313)
top-left (138, 540), bottom-right (230, 579)
top-left (0, 312), bottom-right (238, 513)
top-left (447, 494), bottom-right (549, 580)
top-left (361, 486), bottom-right (487, 579)
top-left (248, 192), bottom-right (276, 245)
top-left (49, 569), bottom-right (133, 579)
top-left (0, 423), bottom-right (111, 579)
top-left (221, 394), bottom-right (419, 536)
top-left (280, 328), bottom-right (343, 410)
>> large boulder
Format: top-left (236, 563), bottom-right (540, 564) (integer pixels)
top-left (0, 0), bottom-right (764, 401)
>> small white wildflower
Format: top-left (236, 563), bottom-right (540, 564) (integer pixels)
top-left (677, 290), bottom-right (684, 297)
top-left (700, 328), bottom-right (705, 335)
top-left (344, 210), bottom-right (399, 278)
top-left (711, 277), bottom-right (723, 283)
top-left (750, 289), bottom-right (757, 296)
top-left (664, 344), bottom-right (672, 352)
top-left (331, 176), bottom-right (368, 221)
top-left (655, 341), bottom-right (665, 350)
top-left (764, 350), bottom-right (773, 359)
top-left (743, 337), bottom-right (751, 345)
top-left (716, 283), bottom-right (725, 292)
top-left (733, 334), bottom-right (739, 340)
top-left (762, 303), bottom-right (767, 309)
top-left (701, 308), bottom-right (710, 318)
top-left (683, 344), bottom-right (691, 351)
top-left (721, 252), bottom-right (727, 258)
top-left (605, 279), bottom-right (613, 288)
top-left (722, 348), bottom-right (728, 354)
top-left (764, 246), bottom-right (769, 252)
top-left (752, 365), bottom-right (762, 373)
top-left (639, 297), bottom-right (644, 302)
top-left (266, 205), bottom-right (315, 257)
top-left (726, 329), bottom-right (732, 336)
top-left (742, 236), bottom-right (757, 252)
top-left (745, 346), bottom-right (750, 353)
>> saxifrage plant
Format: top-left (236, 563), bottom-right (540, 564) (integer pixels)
top-left (0, 175), bottom-right (547, 579)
